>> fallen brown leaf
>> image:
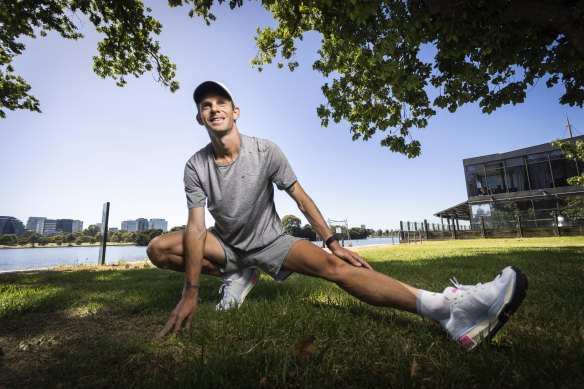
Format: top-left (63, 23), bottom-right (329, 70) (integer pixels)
top-left (296, 335), bottom-right (316, 361)
top-left (259, 376), bottom-right (269, 388)
top-left (411, 357), bottom-right (419, 378)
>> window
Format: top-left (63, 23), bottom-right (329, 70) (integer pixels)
top-left (465, 164), bottom-right (486, 196)
top-left (505, 157), bottom-right (525, 167)
top-left (526, 152), bottom-right (549, 163)
top-left (471, 203), bottom-right (492, 228)
top-left (505, 164), bottom-right (529, 192)
top-left (491, 202), bottom-right (515, 229)
top-left (514, 200), bottom-right (536, 227)
top-left (550, 158), bottom-right (579, 187)
top-left (577, 160), bottom-right (584, 176)
top-left (532, 199), bottom-right (559, 227)
top-left (526, 153), bottom-right (552, 190)
top-left (548, 150), bottom-right (565, 160)
top-left (485, 162), bottom-right (506, 194)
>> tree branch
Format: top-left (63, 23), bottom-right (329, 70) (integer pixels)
top-left (421, 0), bottom-right (584, 57)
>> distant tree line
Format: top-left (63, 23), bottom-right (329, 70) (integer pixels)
top-left (0, 224), bottom-right (170, 247)
top-left (280, 215), bottom-right (397, 241)
top-left (1, 220), bottom-right (399, 247)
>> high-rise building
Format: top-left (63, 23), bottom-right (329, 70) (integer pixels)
top-left (56, 219), bottom-right (73, 233)
top-left (24, 217), bottom-right (83, 235)
top-left (71, 220), bottom-right (83, 232)
top-left (0, 216), bottom-right (26, 236)
top-left (149, 218), bottom-right (168, 231)
top-left (26, 217), bottom-right (46, 234)
top-left (53, 219), bottom-right (83, 234)
top-left (136, 218), bottom-right (149, 231)
top-left (42, 219), bottom-right (57, 235)
top-left (121, 220), bottom-right (138, 231)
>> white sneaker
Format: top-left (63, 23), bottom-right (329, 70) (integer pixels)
top-left (440, 266), bottom-right (528, 350)
top-left (216, 267), bottom-right (260, 311)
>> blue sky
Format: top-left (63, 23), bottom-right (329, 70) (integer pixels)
top-left (2, 2), bottom-right (583, 232)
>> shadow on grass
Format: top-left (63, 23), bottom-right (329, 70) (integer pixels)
top-left (1, 246), bottom-right (583, 388)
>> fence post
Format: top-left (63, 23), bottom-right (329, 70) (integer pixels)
top-left (399, 221), bottom-right (404, 243)
top-left (480, 217), bottom-right (486, 238)
top-left (452, 219), bottom-right (457, 240)
top-left (424, 219), bottom-right (429, 240)
top-left (552, 211), bottom-right (560, 237)
top-left (516, 214), bottom-right (523, 238)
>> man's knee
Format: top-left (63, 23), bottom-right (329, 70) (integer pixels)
top-left (320, 253), bottom-right (350, 281)
top-left (146, 236), bottom-right (165, 268)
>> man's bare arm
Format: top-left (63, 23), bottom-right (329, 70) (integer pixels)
top-left (286, 181), bottom-right (332, 241)
top-left (156, 207), bottom-right (206, 338)
top-left (285, 181), bottom-right (372, 270)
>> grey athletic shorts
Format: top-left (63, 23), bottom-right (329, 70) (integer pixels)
top-left (212, 230), bottom-right (302, 281)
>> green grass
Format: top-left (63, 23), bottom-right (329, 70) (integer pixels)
top-left (1, 237), bottom-right (583, 388)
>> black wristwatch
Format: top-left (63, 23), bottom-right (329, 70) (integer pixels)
top-left (325, 234), bottom-right (338, 249)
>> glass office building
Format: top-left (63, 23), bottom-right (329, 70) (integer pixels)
top-left (437, 136), bottom-right (584, 230)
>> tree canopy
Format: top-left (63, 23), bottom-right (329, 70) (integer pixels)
top-left (3, 0), bottom-right (583, 156)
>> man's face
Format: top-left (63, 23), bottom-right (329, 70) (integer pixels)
top-left (196, 93), bottom-right (240, 134)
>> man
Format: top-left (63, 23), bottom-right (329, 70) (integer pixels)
top-left (147, 81), bottom-right (528, 349)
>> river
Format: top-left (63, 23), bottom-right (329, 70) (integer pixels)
top-left (0, 237), bottom-right (399, 272)
top-left (0, 245), bottom-right (148, 272)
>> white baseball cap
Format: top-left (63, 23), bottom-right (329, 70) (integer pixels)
top-left (193, 81), bottom-right (234, 104)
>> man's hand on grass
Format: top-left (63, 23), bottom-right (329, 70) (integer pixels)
top-left (156, 289), bottom-right (199, 338)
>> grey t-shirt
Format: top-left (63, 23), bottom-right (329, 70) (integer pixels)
top-left (184, 134), bottom-right (297, 251)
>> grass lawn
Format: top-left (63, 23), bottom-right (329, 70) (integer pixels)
top-left (1, 237), bottom-right (583, 388)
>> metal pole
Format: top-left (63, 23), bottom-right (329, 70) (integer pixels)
top-left (98, 202), bottom-right (110, 265)
top-left (516, 214), bottom-right (523, 238)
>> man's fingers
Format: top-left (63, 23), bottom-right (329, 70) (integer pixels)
top-left (185, 311), bottom-right (196, 330)
top-left (173, 312), bottom-right (187, 334)
top-left (350, 252), bottom-right (372, 270)
top-left (359, 258), bottom-right (373, 270)
top-left (356, 255), bottom-right (373, 270)
top-left (156, 316), bottom-right (176, 339)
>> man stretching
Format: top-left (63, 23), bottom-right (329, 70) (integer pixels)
top-left (147, 81), bottom-right (527, 349)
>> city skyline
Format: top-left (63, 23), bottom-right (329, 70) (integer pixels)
top-left (2, 2), bottom-right (584, 232)
top-left (1, 215), bottom-right (170, 235)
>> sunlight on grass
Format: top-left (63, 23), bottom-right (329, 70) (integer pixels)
top-left (0, 284), bottom-right (64, 318)
top-left (66, 304), bottom-right (104, 318)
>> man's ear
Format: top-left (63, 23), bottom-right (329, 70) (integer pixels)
top-left (233, 107), bottom-right (240, 121)
top-left (196, 113), bottom-right (204, 125)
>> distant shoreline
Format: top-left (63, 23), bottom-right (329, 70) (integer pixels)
top-left (0, 242), bottom-right (136, 250)
top-left (0, 242), bottom-right (398, 275)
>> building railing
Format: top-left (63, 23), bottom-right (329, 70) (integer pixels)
top-left (399, 214), bottom-right (584, 242)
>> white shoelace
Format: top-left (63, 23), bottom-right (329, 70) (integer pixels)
top-left (449, 277), bottom-right (484, 291)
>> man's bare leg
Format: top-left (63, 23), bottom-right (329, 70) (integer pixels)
top-left (281, 240), bottom-right (528, 350)
top-left (281, 240), bottom-right (418, 312)
top-left (147, 230), bottom-right (260, 310)
top-left (147, 230), bottom-right (226, 276)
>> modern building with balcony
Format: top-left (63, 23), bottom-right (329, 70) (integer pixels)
top-left (435, 136), bottom-right (584, 236)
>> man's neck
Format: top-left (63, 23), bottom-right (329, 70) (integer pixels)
top-left (209, 127), bottom-right (241, 165)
